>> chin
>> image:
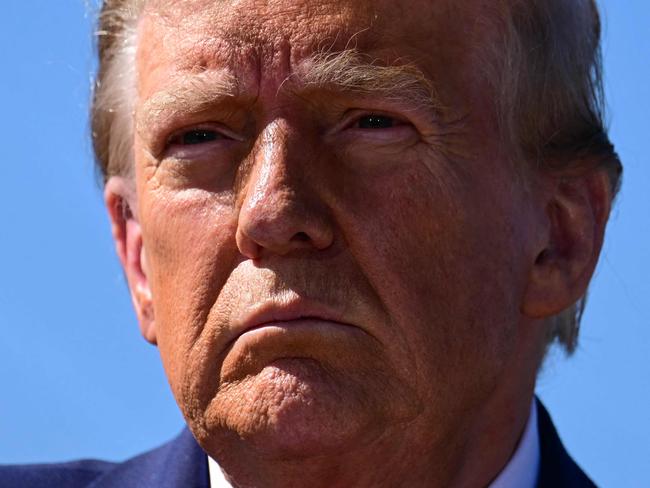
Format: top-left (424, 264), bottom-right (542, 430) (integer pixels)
top-left (197, 357), bottom-right (379, 460)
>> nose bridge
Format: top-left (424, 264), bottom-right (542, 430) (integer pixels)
top-left (248, 119), bottom-right (298, 207)
top-left (236, 118), bottom-right (334, 258)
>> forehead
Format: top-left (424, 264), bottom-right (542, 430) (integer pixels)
top-left (137, 0), bottom-right (489, 87)
top-left (142, 0), bottom-right (470, 41)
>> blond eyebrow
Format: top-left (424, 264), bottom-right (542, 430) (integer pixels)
top-left (136, 49), bottom-right (443, 138)
top-left (136, 70), bottom-right (239, 136)
top-left (292, 49), bottom-right (442, 113)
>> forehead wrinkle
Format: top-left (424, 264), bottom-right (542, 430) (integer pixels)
top-left (136, 70), bottom-right (240, 136)
top-left (291, 48), bottom-right (444, 115)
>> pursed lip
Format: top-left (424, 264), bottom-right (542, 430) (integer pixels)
top-left (228, 298), bottom-right (354, 346)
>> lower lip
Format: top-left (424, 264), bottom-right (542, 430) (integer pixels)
top-left (221, 320), bottom-right (366, 382)
top-left (239, 319), bottom-right (358, 340)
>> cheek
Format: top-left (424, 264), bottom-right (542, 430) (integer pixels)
top-left (139, 188), bottom-right (238, 396)
top-left (341, 166), bottom-right (526, 392)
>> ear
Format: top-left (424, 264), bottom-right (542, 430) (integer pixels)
top-left (522, 169), bottom-right (613, 318)
top-left (105, 176), bottom-right (157, 345)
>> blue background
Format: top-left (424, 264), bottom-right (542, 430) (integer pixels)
top-left (0, 1), bottom-right (648, 486)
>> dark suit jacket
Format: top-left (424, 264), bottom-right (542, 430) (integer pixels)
top-left (535, 400), bottom-right (597, 488)
top-left (0, 401), bottom-right (596, 487)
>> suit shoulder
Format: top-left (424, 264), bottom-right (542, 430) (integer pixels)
top-left (0, 459), bottom-right (115, 488)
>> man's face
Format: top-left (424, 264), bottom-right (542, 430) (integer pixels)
top-left (131, 0), bottom-right (540, 459)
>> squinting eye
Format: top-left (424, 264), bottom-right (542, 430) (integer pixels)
top-left (357, 115), bottom-right (395, 129)
top-left (169, 129), bottom-right (221, 146)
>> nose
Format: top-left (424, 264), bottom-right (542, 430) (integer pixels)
top-left (235, 121), bottom-right (334, 259)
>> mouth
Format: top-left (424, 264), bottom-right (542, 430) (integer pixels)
top-left (213, 293), bottom-right (380, 382)
top-left (217, 298), bottom-right (377, 385)
top-left (220, 315), bottom-right (367, 384)
top-left (233, 298), bottom-right (351, 338)
top-left (237, 318), bottom-right (359, 342)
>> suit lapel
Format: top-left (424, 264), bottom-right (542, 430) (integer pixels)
top-left (536, 399), bottom-right (597, 488)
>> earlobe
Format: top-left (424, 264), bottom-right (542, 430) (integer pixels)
top-left (522, 169), bottom-right (612, 319)
top-left (104, 177), bottom-right (157, 345)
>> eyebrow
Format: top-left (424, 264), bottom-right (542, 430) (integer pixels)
top-left (293, 49), bottom-right (443, 114)
top-left (136, 70), bottom-right (240, 137)
top-left (136, 48), bottom-right (443, 137)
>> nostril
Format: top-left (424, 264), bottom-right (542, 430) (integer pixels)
top-left (293, 232), bottom-right (310, 242)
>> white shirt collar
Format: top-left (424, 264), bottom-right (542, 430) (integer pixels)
top-left (208, 455), bottom-right (233, 488)
top-left (208, 401), bottom-right (540, 488)
top-left (488, 400), bottom-right (540, 488)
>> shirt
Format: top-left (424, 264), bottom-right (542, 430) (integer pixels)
top-left (489, 400), bottom-right (540, 488)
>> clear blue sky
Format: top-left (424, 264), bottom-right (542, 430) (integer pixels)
top-left (0, 1), bottom-right (648, 486)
